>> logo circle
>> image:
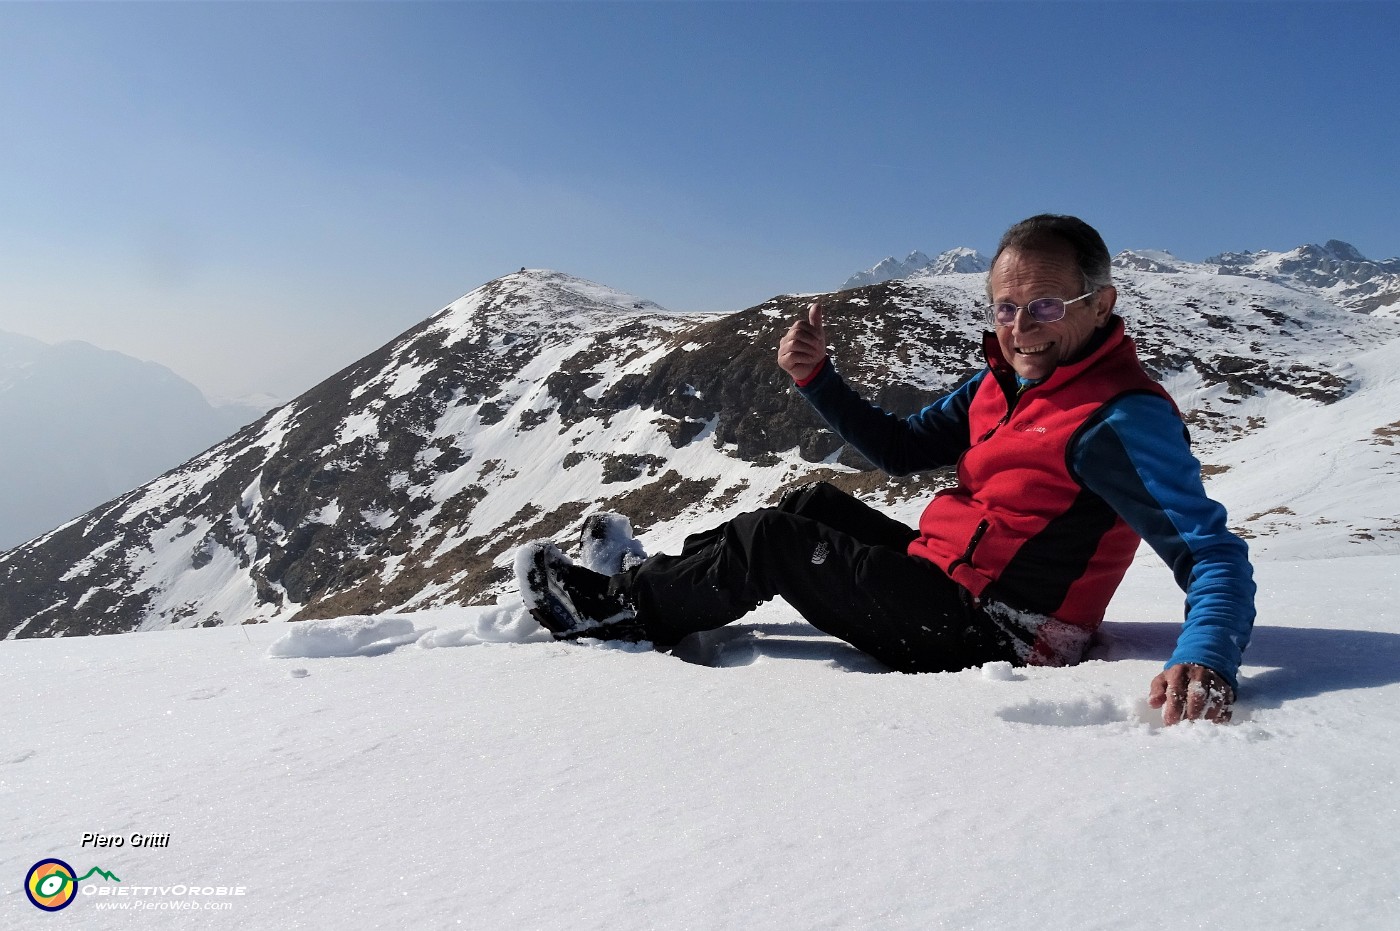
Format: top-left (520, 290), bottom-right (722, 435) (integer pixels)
top-left (25, 859), bottom-right (77, 912)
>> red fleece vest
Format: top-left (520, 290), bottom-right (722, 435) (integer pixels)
top-left (907, 317), bottom-right (1176, 629)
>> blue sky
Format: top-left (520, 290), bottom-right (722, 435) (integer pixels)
top-left (2, 1), bottom-right (1396, 401)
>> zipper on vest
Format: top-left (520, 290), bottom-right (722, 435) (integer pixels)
top-left (978, 414), bottom-right (1009, 442)
top-left (979, 378), bottom-right (1028, 442)
top-left (947, 519), bottom-right (990, 575)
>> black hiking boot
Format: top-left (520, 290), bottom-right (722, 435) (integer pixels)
top-left (514, 540), bottom-right (648, 642)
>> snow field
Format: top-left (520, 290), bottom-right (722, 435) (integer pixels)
top-left (3, 555), bottom-right (1398, 930)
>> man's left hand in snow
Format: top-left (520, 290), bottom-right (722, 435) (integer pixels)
top-left (1149, 663), bottom-right (1234, 724)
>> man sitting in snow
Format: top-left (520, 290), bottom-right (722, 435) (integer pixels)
top-left (516, 214), bottom-right (1255, 726)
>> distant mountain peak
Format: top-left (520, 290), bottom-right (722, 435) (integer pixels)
top-left (1320, 240), bottom-right (1366, 262)
top-left (1113, 250), bottom-right (1190, 274)
top-left (0, 334), bottom-right (258, 551)
top-left (471, 268), bottom-right (670, 320)
top-left (926, 248), bottom-right (991, 276)
top-left (842, 248), bottom-right (989, 290)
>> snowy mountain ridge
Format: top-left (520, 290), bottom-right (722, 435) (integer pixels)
top-left (840, 247), bottom-right (991, 289)
top-left (3, 263), bottom-right (1400, 639)
top-left (1202, 240), bottom-right (1400, 315)
top-left (848, 240), bottom-right (1400, 316)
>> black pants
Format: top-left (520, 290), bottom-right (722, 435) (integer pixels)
top-left (614, 482), bottom-right (1017, 673)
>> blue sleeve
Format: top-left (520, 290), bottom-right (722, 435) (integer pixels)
top-left (1071, 393), bottom-right (1256, 691)
top-left (795, 362), bottom-right (982, 476)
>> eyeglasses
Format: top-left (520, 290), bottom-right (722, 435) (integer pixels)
top-left (985, 291), bottom-right (1096, 328)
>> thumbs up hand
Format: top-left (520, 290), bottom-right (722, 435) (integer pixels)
top-left (777, 302), bottom-right (828, 383)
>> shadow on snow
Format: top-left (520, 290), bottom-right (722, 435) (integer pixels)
top-left (668, 622), bottom-right (890, 674)
top-left (1092, 620), bottom-right (1400, 709)
top-left (667, 618), bottom-right (1400, 713)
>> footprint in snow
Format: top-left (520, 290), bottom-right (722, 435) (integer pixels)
top-left (996, 695), bottom-right (1133, 727)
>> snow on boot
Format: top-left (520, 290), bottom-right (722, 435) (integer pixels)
top-left (578, 511), bottom-right (648, 575)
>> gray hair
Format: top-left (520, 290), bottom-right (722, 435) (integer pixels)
top-left (985, 214), bottom-right (1114, 300)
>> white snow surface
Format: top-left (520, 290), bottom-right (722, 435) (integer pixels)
top-left (3, 553), bottom-right (1398, 929)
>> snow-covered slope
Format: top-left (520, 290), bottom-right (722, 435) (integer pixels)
top-left (0, 271), bottom-right (977, 637)
top-left (1204, 240), bottom-right (1400, 315)
top-left (4, 264), bottom-right (1399, 639)
top-left (0, 333), bottom-right (262, 551)
top-left (1114, 241), bottom-right (1400, 316)
top-left (2, 553), bottom-right (1397, 929)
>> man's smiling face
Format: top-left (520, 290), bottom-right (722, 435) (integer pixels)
top-left (989, 244), bottom-right (1115, 381)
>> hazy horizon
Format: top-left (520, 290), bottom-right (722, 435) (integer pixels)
top-left (3, 1), bottom-right (1397, 402)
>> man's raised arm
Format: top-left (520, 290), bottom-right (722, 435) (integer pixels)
top-left (775, 302), bottom-right (978, 476)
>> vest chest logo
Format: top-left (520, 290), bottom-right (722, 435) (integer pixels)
top-left (1012, 421), bottom-right (1047, 434)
